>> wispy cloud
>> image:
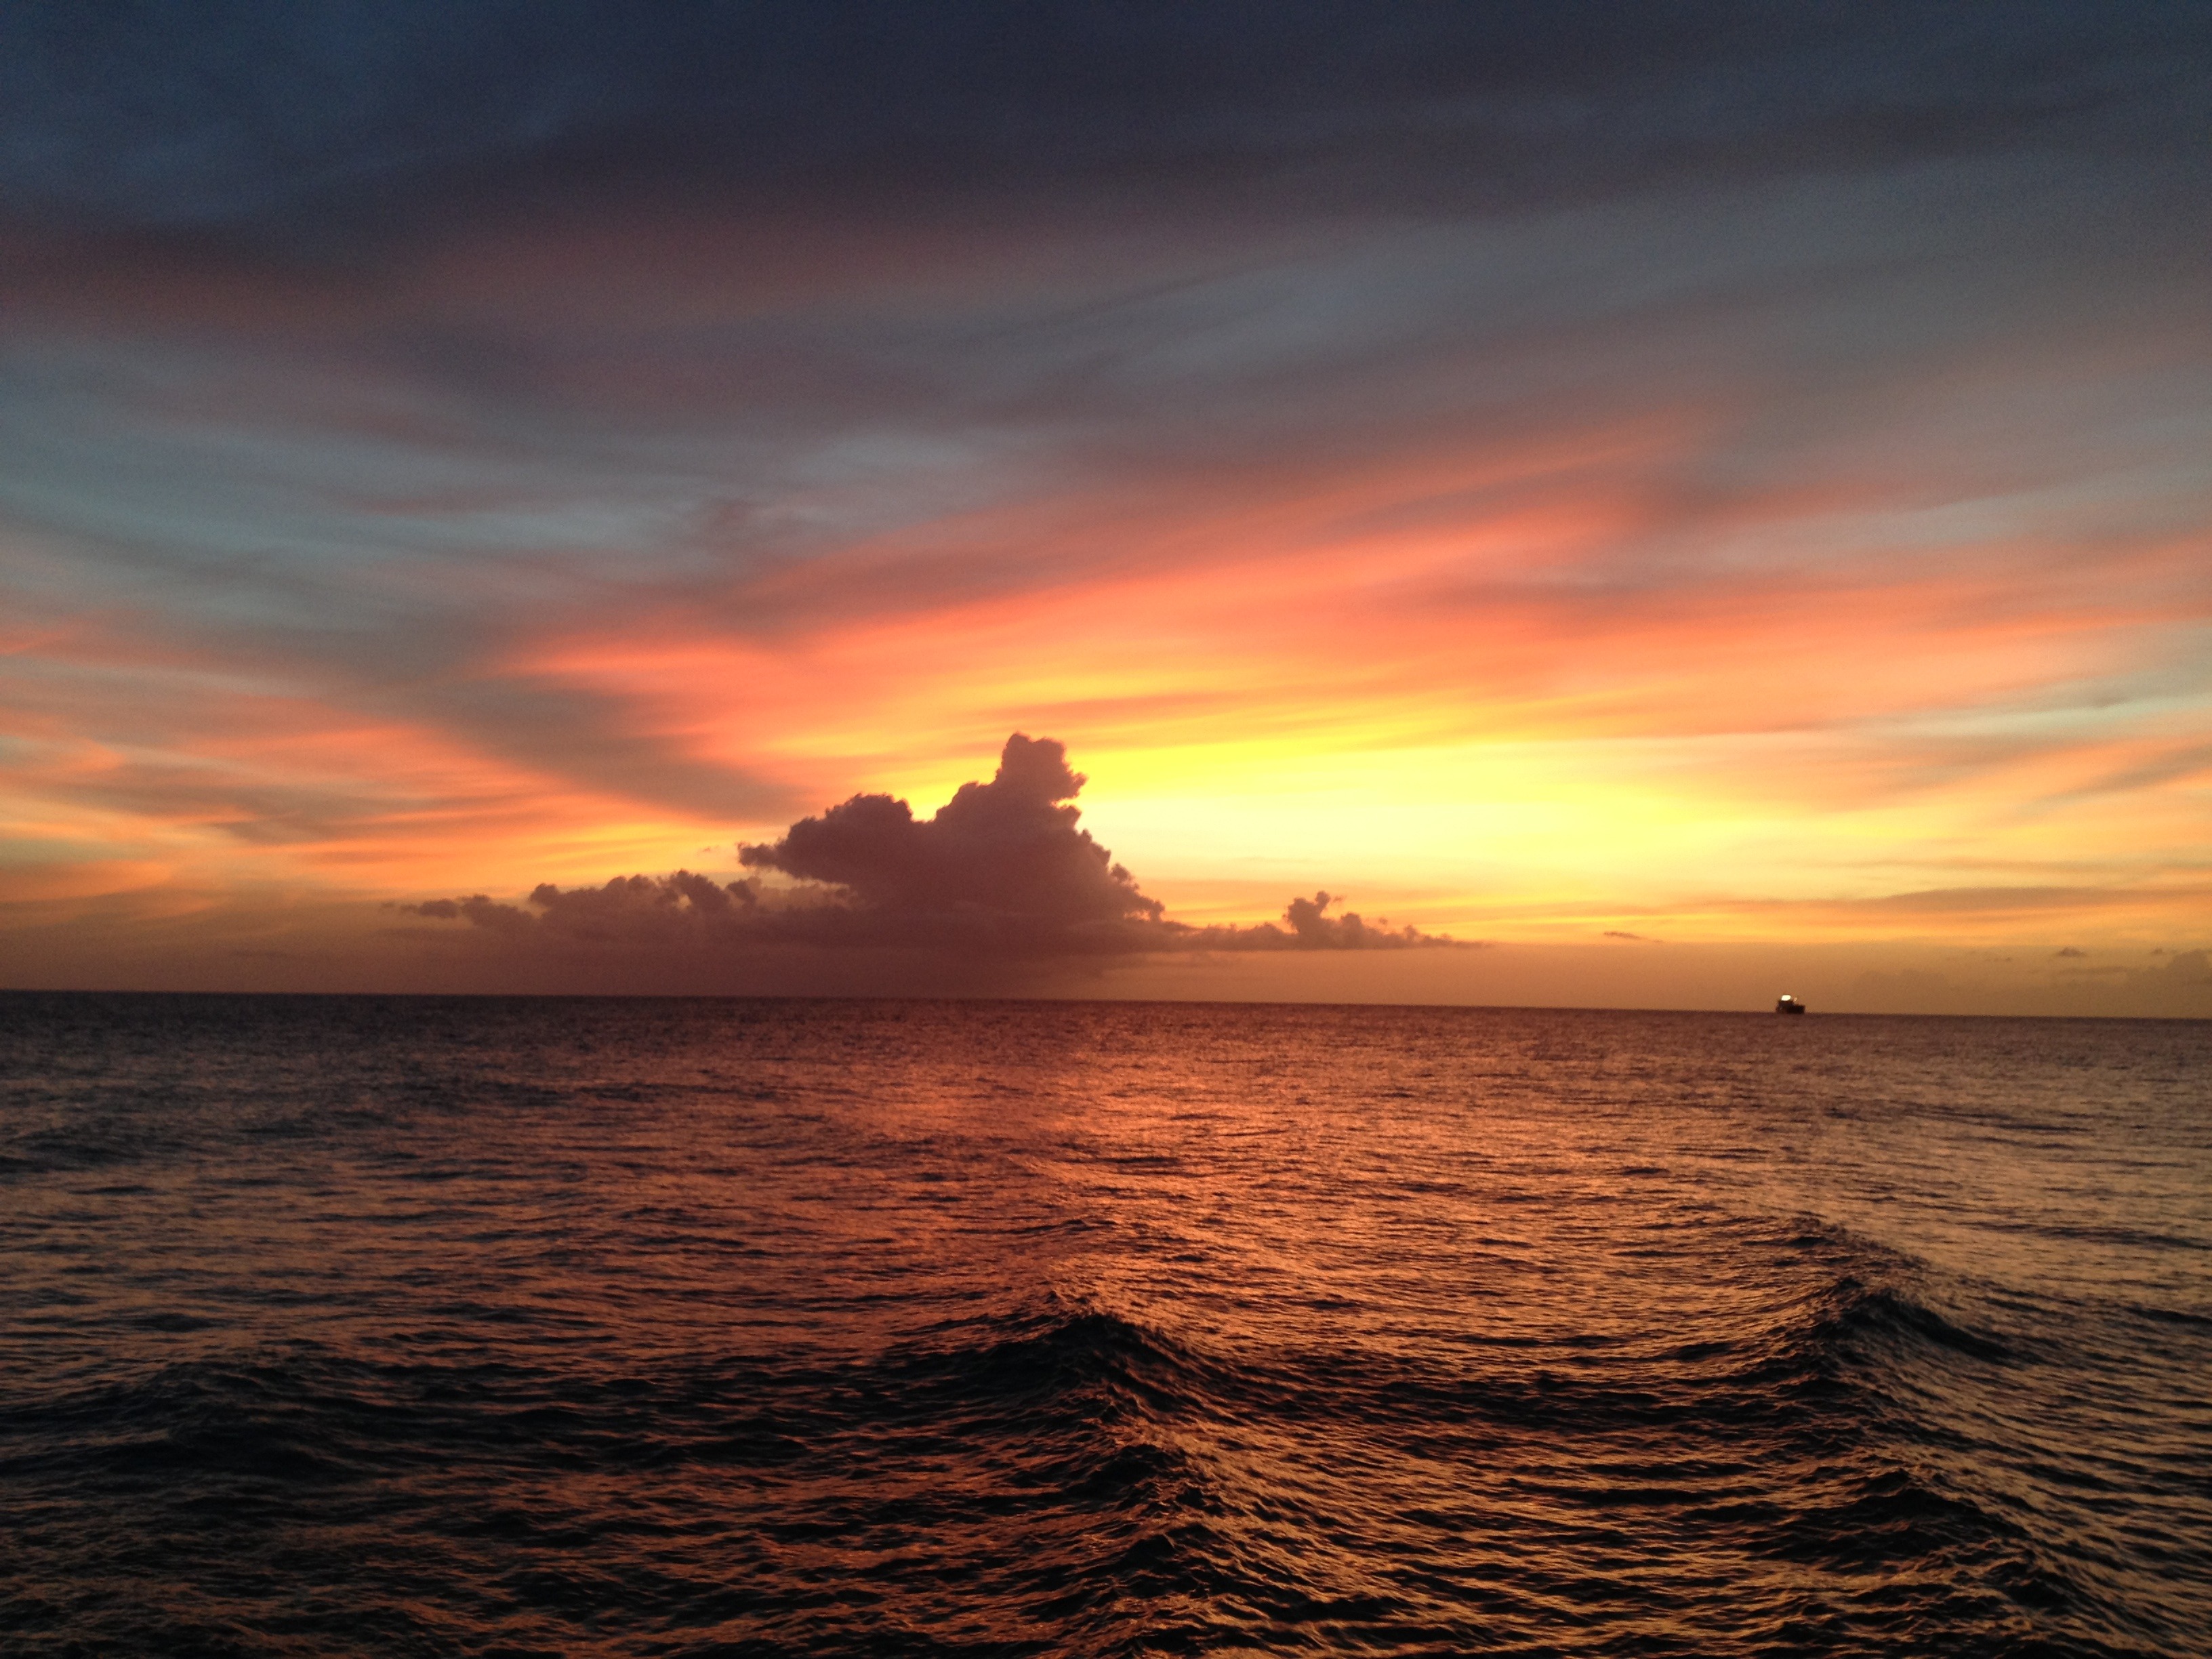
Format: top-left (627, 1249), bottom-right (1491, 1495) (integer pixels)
top-left (1, 6), bottom-right (2207, 998)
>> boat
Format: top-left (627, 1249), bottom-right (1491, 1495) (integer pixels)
top-left (1775, 994), bottom-right (1807, 1015)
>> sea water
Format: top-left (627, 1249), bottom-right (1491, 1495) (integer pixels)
top-left (2, 994), bottom-right (2207, 1656)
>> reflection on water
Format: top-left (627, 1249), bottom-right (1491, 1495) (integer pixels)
top-left (3, 995), bottom-right (2207, 1655)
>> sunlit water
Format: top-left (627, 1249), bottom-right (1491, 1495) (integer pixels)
top-left (3, 994), bottom-right (2207, 1657)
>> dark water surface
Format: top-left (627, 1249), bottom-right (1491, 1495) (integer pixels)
top-left (2, 995), bottom-right (2207, 1657)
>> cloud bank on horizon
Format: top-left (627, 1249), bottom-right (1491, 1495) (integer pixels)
top-left (405, 733), bottom-right (1454, 960)
top-left (0, 3), bottom-right (2207, 1011)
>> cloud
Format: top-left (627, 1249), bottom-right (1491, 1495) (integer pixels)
top-left (1851, 947), bottom-right (2212, 1015)
top-left (1187, 892), bottom-right (1457, 954)
top-left (404, 732), bottom-right (1456, 963)
top-left (6, 9), bottom-right (2205, 995)
top-left (1603, 928), bottom-right (1660, 942)
top-left (2144, 949), bottom-right (2212, 989)
top-left (401, 872), bottom-right (756, 943)
top-left (2053, 945), bottom-right (2087, 957)
top-left (737, 733), bottom-right (1162, 947)
top-left (5, 3), bottom-right (2201, 239)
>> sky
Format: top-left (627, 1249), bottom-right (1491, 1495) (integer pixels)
top-left (1, 2), bottom-right (2208, 1014)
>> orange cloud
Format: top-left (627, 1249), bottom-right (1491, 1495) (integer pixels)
top-left (3, 116), bottom-right (2207, 1003)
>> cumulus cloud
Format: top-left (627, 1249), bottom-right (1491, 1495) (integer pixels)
top-left (404, 733), bottom-right (1458, 962)
top-left (734, 733), bottom-right (1164, 954)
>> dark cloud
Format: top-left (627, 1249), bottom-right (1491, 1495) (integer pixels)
top-left (2053, 945), bottom-right (2088, 958)
top-left (736, 733), bottom-right (1164, 951)
top-left (3, 3), bottom-right (2203, 239)
top-left (402, 873), bottom-right (757, 943)
top-left (1603, 929), bottom-right (1660, 942)
top-left (405, 732), bottom-right (1458, 962)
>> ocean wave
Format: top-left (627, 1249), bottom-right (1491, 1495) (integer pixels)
top-left (0, 1303), bottom-right (2167, 1657)
top-left (5, 998), bottom-right (2207, 1657)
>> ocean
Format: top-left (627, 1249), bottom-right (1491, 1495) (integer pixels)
top-left (1, 994), bottom-right (2206, 1657)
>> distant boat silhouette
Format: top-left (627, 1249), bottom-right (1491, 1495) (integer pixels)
top-left (1775, 994), bottom-right (1807, 1015)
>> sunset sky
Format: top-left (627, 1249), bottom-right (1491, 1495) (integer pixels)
top-left (3, 3), bottom-right (2207, 1013)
